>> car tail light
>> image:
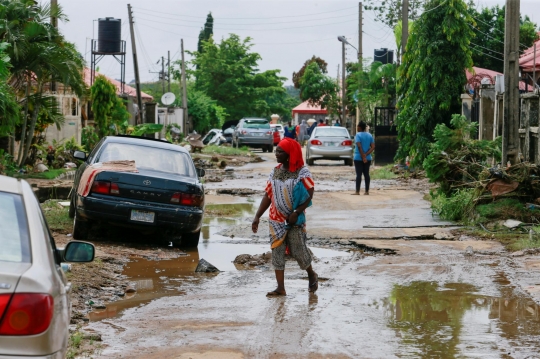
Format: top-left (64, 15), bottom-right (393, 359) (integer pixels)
top-left (310, 139), bottom-right (322, 146)
top-left (91, 181), bottom-right (110, 195)
top-left (0, 293), bottom-right (11, 320)
top-left (110, 183), bottom-right (120, 195)
top-left (341, 140), bottom-right (353, 146)
top-left (0, 293), bottom-right (54, 336)
top-left (266, 131), bottom-right (272, 135)
top-left (171, 193), bottom-right (204, 207)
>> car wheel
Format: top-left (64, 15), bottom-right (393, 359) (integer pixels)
top-left (68, 192), bottom-right (75, 219)
top-left (182, 230), bottom-right (200, 248)
top-left (268, 144), bottom-right (273, 153)
top-left (73, 212), bottom-right (91, 240)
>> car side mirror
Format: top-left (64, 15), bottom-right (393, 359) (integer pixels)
top-left (73, 150), bottom-right (87, 161)
top-left (60, 241), bottom-right (95, 263)
top-left (196, 168), bottom-right (206, 177)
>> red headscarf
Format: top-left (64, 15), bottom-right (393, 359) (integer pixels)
top-left (278, 137), bottom-right (304, 172)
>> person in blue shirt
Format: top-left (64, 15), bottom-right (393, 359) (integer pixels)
top-left (353, 121), bottom-right (375, 195)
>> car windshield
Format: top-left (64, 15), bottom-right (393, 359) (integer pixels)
top-left (314, 127), bottom-right (350, 138)
top-left (244, 120), bottom-right (270, 129)
top-left (0, 192), bottom-right (31, 263)
top-left (97, 143), bottom-right (195, 177)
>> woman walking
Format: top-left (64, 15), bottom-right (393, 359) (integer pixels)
top-left (353, 121), bottom-right (375, 195)
top-left (252, 137), bottom-right (318, 296)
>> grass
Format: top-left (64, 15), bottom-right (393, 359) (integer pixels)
top-left (202, 145), bottom-right (250, 156)
top-left (41, 200), bottom-right (72, 233)
top-left (9, 168), bottom-right (71, 180)
top-left (66, 330), bottom-right (83, 359)
top-left (476, 198), bottom-right (540, 224)
top-left (371, 165), bottom-right (398, 180)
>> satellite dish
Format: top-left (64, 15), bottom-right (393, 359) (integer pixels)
top-left (161, 92), bottom-right (176, 106)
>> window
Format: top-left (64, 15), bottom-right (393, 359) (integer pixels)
top-left (0, 192), bottom-right (31, 263)
top-left (71, 98), bottom-right (78, 116)
top-left (243, 120), bottom-right (270, 129)
top-left (313, 127), bottom-right (350, 137)
top-left (97, 143), bottom-right (196, 177)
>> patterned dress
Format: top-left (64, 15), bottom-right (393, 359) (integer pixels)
top-left (265, 164), bottom-right (315, 270)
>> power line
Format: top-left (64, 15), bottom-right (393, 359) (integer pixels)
top-left (134, 5), bottom-right (358, 21)
top-left (470, 45), bottom-right (504, 62)
top-left (470, 42), bottom-right (504, 56)
top-left (135, 8), bottom-right (356, 25)
top-left (469, 13), bottom-right (531, 50)
top-left (135, 15), bottom-right (357, 32)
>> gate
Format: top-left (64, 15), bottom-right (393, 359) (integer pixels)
top-left (373, 107), bottom-right (398, 165)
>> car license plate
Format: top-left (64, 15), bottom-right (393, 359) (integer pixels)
top-left (253, 133), bottom-right (264, 136)
top-left (130, 210), bottom-right (155, 223)
top-left (325, 142), bottom-right (338, 146)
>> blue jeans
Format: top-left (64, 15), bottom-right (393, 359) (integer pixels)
top-left (354, 160), bottom-right (371, 192)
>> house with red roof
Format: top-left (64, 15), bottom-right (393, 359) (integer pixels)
top-left (519, 34), bottom-right (540, 88)
top-left (291, 101), bottom-right (328, 126)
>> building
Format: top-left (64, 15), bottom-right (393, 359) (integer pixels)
top-left (291, 101), bottom-right (328, 126)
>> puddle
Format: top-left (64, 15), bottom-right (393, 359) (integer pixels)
top-left (202, 201), bottom-right (260, 241)
top-left (89, 243), bottom-right (346, 322)
top-left (383, 281), bottom-right (540, 358)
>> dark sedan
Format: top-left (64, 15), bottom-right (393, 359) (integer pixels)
top-left (69, 136), bottom-right (205, 247)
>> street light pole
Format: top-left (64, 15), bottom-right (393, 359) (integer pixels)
top-left (342, 40), bottom-right (346, 128)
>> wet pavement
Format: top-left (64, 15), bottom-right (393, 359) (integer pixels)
top-left (83, 153), bottom-right (540, 358)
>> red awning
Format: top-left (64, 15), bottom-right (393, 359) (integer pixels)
top-left (292, 101), bottom-right (327, 115)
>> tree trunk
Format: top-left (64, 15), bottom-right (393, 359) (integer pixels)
top-left (0, 136), bottom-right (9, 153)
top-left (19, 85), bottom-right (42, 167)
top-left (17, 80), bottom-right (31, 165)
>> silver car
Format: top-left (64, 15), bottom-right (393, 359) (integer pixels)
top-left (233, 118), bottom-right (274, 152)
top-left (305, 126), bottom-right (354, 166)
top-left (0, 175), bottom-right (95, 358)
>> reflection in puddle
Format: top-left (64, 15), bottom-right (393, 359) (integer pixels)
top-left (202, 202), bottom-right (259, 241)
top-left (384, 281), bottom-right (540, 358)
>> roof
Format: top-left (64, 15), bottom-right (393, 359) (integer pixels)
top-left (519, 33), bottom-right (540, 72)
top-left (466, 66), bottom-right (531, 92)
top-left (292, 101), bottom-right (328, 115)
top-left (0, 175), bottom-right (21, 194)
top-left (83, 68), bottom-right (153, 101)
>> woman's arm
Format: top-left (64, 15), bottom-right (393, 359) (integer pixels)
top-left (287, 187), bottom-right (314, 225)
top-left (252, 194), bottom-right (271, 233)
top-left (365, 142), bottom-right (375, 157)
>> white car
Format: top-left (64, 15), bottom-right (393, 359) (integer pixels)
top-left (270, 124), bottom-right (285, 141)
top-left (201, 129), bottom-right (225, 146)
top-left (0, 175), bottom-right (95, 358)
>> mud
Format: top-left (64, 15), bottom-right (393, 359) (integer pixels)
top-left (46, 151), bottom-right (540, 357)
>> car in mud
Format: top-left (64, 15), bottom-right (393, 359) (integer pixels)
top-left (0, 175), bottom-right (95, 358)
top-left (305, 126), bottom-right (354, 166)
top-left (232, 118), bottom-right (274, 152)
top-left (69, 136), bottom-right (205, 247)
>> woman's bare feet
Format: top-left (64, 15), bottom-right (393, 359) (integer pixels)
top-left (267, 288), bottom-right (286, 296)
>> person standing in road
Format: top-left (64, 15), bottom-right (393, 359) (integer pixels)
top-left (353, 121), bottom-right (375, 195)
top-left (252, 137), bottom-right (318, 296)
top-left (298, 119), bottom-right (308, 146)
top-left (334, 120), bottom-right (341, 127)
top-left (317, 119), bottom-right (326, 127)
top-left (284, 121), bottom-right (295, 139)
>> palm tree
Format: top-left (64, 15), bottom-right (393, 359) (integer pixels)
top-left (0, 0), bottom-right (85, 165)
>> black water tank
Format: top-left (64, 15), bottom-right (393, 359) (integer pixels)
top-left (374, 48), bottom-right (394, 64)
top-left (98, 18), bottom-right (121, 53)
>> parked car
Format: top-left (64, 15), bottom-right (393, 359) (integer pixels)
top-left (221, 120), bottom-right (239, 145)
top-left (232, 118), bottom-right (273, 152)
top-left (0, 175), bottom-right (95, 358)
top-left (69, 136), bottom-right (206, 247)
top-left (270, 123), bottom-right (285, 142)
top-left (305, 126), bottom-right (354, 166)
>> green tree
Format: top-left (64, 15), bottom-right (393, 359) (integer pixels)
top-left (197, 13), bottom-right (214, 54)
top-left (396, 0), bottom-right (475, 166)
top-left (0, 0), bottom-right (85, 166)
top-left (90, 75), bottom-right (130, 137)
top-left (0, 43), bottom-right (19, 149)
top-left (364, 0), bottom-right (425, 28)
top-left (190, 34), bottom-right (286, 121)
top-left (467, 4), bottom-right (538, 73)
top-left (298, 62), bottom-right (341, 119)
top-left (292, 56), bottom-right (328, 89)
top-left (187, 84), bottom-right (227, 133)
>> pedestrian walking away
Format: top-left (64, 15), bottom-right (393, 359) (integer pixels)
top-left (353, 121), bottom-right (375, 195)
top-left (298, 119), bottom-right (307, 146)
top-left (252, 137), bottom-right (318, 296)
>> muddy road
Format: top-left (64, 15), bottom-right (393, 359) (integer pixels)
top-left (74, 151), bottom-right (540, 359)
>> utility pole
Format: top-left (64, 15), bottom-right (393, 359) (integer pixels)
top-left (167, 50), bottom-right (171, 92)
top-left (502, 0), bottom-right (520, 165)
top-left (341, 40), bottom-right (346, 129)
top-left (161, 56), bottom-right (165, 94)
top-left (401, 0), bottom-right (409, 63)
top-left (181, 39), bottom-right (188, 136)
top-left (128, 4), bottom-right (143, 124)
top-left (358, 2), bottom-right (363, 60)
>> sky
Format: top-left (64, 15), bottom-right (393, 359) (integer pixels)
top-left (58, 0), bottom-right (539, 88)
